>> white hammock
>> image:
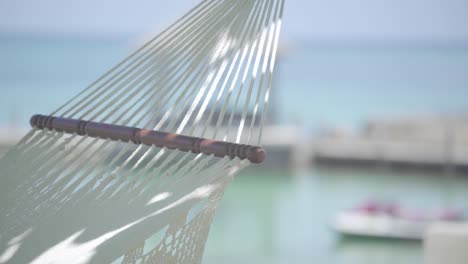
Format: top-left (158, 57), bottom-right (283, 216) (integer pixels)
top-left (0, 0), bottom-right (284, 263)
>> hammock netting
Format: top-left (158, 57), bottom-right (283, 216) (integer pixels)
top-left (0, 0), bottom-right (284, 263)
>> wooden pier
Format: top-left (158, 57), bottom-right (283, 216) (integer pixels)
top-left (312, 117), bottom-right (468, 172)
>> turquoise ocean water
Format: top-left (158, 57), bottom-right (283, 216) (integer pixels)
top-left (205, 168), bottom-right (468, 264)
top-left (1, 35), bottom-right (468, 263)
top-left (0, 34), bottom-right (129, 128)
top-left (1, 35), bottom-right (468, 129)
top-left (277, 42), bottom-right (468, 129)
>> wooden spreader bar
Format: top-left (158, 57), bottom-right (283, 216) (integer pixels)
top-left (30, 115), bottom-right (265, 164)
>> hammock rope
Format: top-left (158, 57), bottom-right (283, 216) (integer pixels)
top-left (0, 0), bottom-right (284, 263)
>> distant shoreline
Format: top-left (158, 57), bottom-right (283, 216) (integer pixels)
top-left (2, 31), bottom-right (468, 50)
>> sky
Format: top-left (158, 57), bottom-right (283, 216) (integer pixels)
top-left (1, 0), bottom-right (468, 41)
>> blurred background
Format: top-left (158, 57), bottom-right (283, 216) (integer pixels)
top-left (1, 0), bottom-right (468, 263)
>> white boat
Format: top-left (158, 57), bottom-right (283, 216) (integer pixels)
top-left (333, 201), bottom-right (464, 240)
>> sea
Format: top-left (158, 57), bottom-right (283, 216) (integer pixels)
top-left (1, 34), bottom-right (468, 130)
top-left (1, 34), bottom-right (468, 263)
